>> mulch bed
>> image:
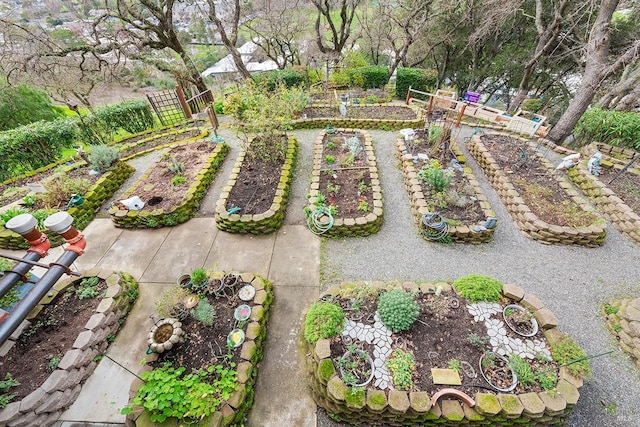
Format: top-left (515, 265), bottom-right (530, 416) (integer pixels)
top-left (480, 134), bottom-right (597, 227)
top-left (301, 105), bottom-right (417, 120)
top-left (0, 279), bottom-right (107, 400)
top-left (330, 289), bottom-right (558, 397)
top-left (319, 131), bottom-right (374, 218)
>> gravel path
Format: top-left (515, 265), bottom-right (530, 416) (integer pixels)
top-left (294, 126), bottom-right (640, 427)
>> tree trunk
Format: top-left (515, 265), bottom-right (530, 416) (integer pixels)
top-left (547, 0), bottom-right (621, 144)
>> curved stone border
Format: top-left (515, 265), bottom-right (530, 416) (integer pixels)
top-left (468, 133), bottom-right (606, 246)
top-left (0, 270), bottom-right (138, 426)
top-left (306, 281), bottom-right (585, 426)
top-left (0, 161), bottom-right (135, 250)
top-left (292, 104), bottom-right (424, 131)
top-left (582, 142), bottom-right (640, 167)
top-left (603, 298), bottom-right (640, 370)
top-left (395, 136), bottom-right (496, 243)
top-left (109, 140), bottom-right (229, 228)
top-left (306, 129), bottom-right (384, 237)
top-left (567, 162), bottom-right (640, 245)
top-left (127, 272), bottom-right (273, 426)
top-left (215, 135), bottom-right (298, 234)
top-left (119, 127), bottom-right (209, 161)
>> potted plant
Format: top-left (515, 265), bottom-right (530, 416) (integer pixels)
top-left (156, 286), bottom-right (192, 320)
top-left (336, 343), bottom-right (375, 387)
top-left (190, 268), bottom-right (209, 292)
top-left (503, 304), bottom-right (538, 337)
top-left (479, 351), bottom-right (517, 392)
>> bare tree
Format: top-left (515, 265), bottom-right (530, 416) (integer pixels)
top-left (596, 62), bottom-right (640, 110)
top-left (245, 0), bottom-right (309, 69)
top-left (104, 0), bottom-right (208, 93)
top-left (204, 0), bottom-right (253, 80)
top-left (311, 0), bottom-right (363, 63)
top-left (548, 0), bottom-right (640, 143)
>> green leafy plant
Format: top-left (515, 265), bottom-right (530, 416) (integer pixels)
top-left (377, 288), bottom-right (420, 333)
top-left (452, 274), bottom-right (503, 302)
top-left (0, 373), bottom-right (20, 409)
top-left (304, 302), bottom-right (345, 345)
top-left (168, 156), bottom-right (185, 174)
top-left (418, 159), bottom-right (453, 193)
top-left (467, 333), bottom-right (490, 348)
top-left (47, 354), bottom-right (61, 371)
top-left (0, 206), bottom-right (28, 227)
top-left (88, 144), bottom-right (120, 172)
top-left (190, 268), bottom-right (209, 287)
top-left (21, 194), bottom-right (36, 207)
top-left (357, 200), bottom-right (370, 212)
top-left (75, 276), bottom-right (100, 300)
top-left (550, 334), bottom-right (592, 378)
top-left (325, 155), bottom-right (336, 164)
top-left (326, 141), bottom-right (336, 150)
top-left (386, 349), bottom-right (415, 390)
top-left (326, 183), bottom-right (340, 194)
top-left (603, 302), bottom-right (619, 315)
top-left (358, 181), bottom-right (370, 193)
top-left (171, 175), bottom-right (186, 190)
top-left (447, 358), bottom-right (462, 375)
top-left (191, 298), bottom-right (215, 326)
top-left (155, 286), bottom-right (190, 318)
top-left (121, 362), bottom-right (238, 422)
top-left (40, 172), bottom-right (91, 209)
top-left (509, 355), bottom-right (535, 385)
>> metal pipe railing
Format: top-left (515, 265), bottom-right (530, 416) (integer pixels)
top-left (0, 212), bottom-right (85, 346)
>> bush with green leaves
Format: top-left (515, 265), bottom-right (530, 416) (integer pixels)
top-left (0, 206), bottom-right (28, 227)
top-left (417, 159), bottom-right (453, 193)
top-left (39, 172), bottom-right (92, 209)
top-left (377, 289), bottom-right (420, 333)
top-left (121, 362), bottom-right (238, 423)
top-left (0, 373), bottom-right (20, 409)
top-left (386, 348), bottom-right (415, 390)
top-left (253, 69), bottom-right (310, 90)
top-left (0, 83), bottom-right (63, 131)
top-left (452, 274), bottom-right (503, 302)
top-left (574, 108), bottom-right (640, 149)
top-left (550, 334), bottom-right (592, 378)
top-left (0, 118), bottom-right (78, 181)
top-left (88, 144), bottom-right (120, 172)
top-left (348, 66), bottom-right (389, 90)
top-left (395, 67), bottom-right (438, 100)
top-left (304, 301), bottom-right (345, 345)
top-left (75, 276), bottom-right (100, 299)
top-left (191, 298), bottom-right (215, 326)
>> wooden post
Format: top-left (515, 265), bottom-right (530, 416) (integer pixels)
top-left (175, 85), bottom-right (191, 119)
top-left (405, 86), bottom-right (412, 105)
top-left (455, 104), bottom-right (467, 127)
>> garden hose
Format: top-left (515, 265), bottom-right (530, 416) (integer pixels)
top-left (421, 212), bottom-right (449, 242)
top-left (307, 207), bottom-right (334, 235)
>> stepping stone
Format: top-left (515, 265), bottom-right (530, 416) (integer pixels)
top-left (431, 368), bottom-right (462, 385)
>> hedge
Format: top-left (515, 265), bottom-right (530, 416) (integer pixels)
top-left (349, 66), bottom-right (389, 90)
top-left (395, 67), bottom-right (438, 100)
top-left (253, 69), bottom-right (310, 90)
top-left (81, 99), bottom-right (156, 144)
top-left (0, 118), bottom-right (78, 181)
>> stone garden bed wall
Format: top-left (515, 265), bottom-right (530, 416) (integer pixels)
top-left (306, 281), bottom-right (585, 426)
top-left (109, 141), bottom-right (229, 228)
top-left (567, 163), bottom-right (640, 245)
top-left (127, 273), bottom-right (273, 427)
top-left (0, 270), bottom-right (138, 426)
top-left (468, 133), bottom-right (606, 246)
top-left (215, 136), bottom-right (297, 234)
top-left (292, 104), bottom-right (424, 131)
top-left (0, 161), bottom-right (135, 250)
top-left (306, 129), bottom-right (384, 237)
top-left (395, 136), bottom-right (496, 243)
top-left (603, 297), bottom-right (640, 370)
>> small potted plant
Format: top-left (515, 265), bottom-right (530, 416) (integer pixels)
top-left (156, 286), bottom-right (192, 320)
top-left (190, 268), bottom-right (209, 292)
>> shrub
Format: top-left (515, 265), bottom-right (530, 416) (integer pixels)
top-left (191, 299), bottom-right (215, 326)
top-left (574, 108), bottom-right (640, 149)
top-left (377, 288), bottom-right (420, 333)
top-left (349, 66), bottom-right (389, 90)
top-left (395, 67), bottom-right (438, 100)
top-left (190, 268), bottom-right (209, 287)
top-left (89, 144), bottom-right (120, 172)
top-left (156, 286), bottom-right (190, 318)
top-left (550, 334), bottom-right (592, 378)
top-left (386, 348), bottom-right (415, 390)
top-left (418, 159), bottom-right (452, 192)
top-left (453, 274), bottom-right (503, 302)
top-left (253, 69), bottom-right (309, 90)
top-left (304, 301), bottom-right (345, 345)
top-left (75, 276), bottom-right (100, 299)
top-left (40, 173), bottom-right (92, 209)
top-left (0, 83), bottom-right (63, 131)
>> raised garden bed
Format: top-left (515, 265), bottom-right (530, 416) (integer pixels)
top-left (305, 278), bottom-right (588, 426)
top-left (602, 297), bottom-right (640, 370)
top-left (118, 126), bottom-right (208, 160)
top-left (109, 139), bottom-right (229, 228)
top-left (567, 144), bottom-right (640, 245)
top-left (0, 161), bottom-right (134, 250)
top-left (396, 130), bottom-right (496, 243)
top-left (469, 133), bottom-right (606, 246)
top-left (215, 134), bottom-right (297, 234)
top-left (0, 270), bottom-right (138, 425)
top-left (125, 272), bottom-right (273, 426)
top-left (293, 104), bottom-right (423, 131)
top-left (306, 129), bottom-right (383, 237)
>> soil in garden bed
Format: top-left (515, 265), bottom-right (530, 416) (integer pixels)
top-left (597, 167), bottom-right (640, 213)
top-left (408, 128), bottom-right (483, 223)
top-left (149, 284), bottom-right (251, 374)
top-left (119, 140), bottom-right (216, 213)
top-left (480, 134), bottom-right (598, 227)
top-left (319, 131), bottom-right (374, 218)
top-left (330, 290), bottom-right (558, 397)
top-left (301, 105), bottom-right (417, 120)
top-left (225, 134), bottom-right (288, 215)
top-left (0, 279), bottom-right (107, 400)
top-left (117, 127), bottom-right (202, 158)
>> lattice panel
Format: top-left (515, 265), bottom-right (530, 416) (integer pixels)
top-left (146, 89), bottom-right (188, 126)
